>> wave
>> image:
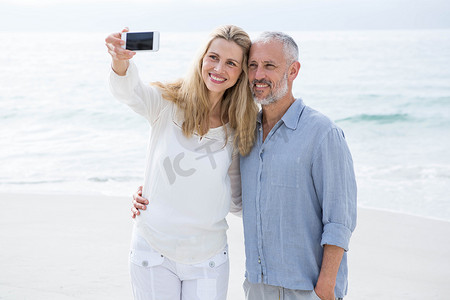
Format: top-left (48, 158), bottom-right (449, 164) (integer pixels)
top-left (336, 113), bottom-right (411, 124)
top-left (88, 176), bottom-right (142, 183)
top-left (357, 164), bottom-right (450, 180)
top-left (0, 179), bottom-right (66, 185)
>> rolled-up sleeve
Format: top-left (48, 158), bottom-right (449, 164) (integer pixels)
top-left (312, 127), bottom-right (357, 251)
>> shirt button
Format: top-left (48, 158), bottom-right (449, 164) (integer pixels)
top-left (142, 260), bottom-right (148, 267)
top-left (209, 261), bottom-right (215, 268)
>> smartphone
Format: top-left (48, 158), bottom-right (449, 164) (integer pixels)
top-left (121, 31), bottom-right (160, 51)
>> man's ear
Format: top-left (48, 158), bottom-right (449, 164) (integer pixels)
top-left (288, 61), bottom-right (301, 81)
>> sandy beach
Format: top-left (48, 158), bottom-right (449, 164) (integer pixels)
top-left (1, 193), bottom-right (449, 299)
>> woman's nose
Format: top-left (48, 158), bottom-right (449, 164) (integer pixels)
top-left (214, 61), bottom-right (224, 73)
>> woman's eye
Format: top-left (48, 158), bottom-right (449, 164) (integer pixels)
top-left (227, 61), bottom-right (236, 67)
top-left (209, 55), bottom-right (218, 60)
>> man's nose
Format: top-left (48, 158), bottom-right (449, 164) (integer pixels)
top-left (254, 66), bottom-right (265, 80)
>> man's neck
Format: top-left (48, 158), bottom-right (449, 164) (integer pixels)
top-left (261, 94), bottom-right (295, 141)
top-left (262, 95), bottom-right (295, 129)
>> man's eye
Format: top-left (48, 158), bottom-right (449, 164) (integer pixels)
top-left (248, 63), bottom-right (257, 68)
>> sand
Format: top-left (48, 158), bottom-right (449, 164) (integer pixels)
top-left (0, 193), bottom-right (449, 299)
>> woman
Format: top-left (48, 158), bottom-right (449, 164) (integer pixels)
top-left (105, 25), bottom-right (257, 300)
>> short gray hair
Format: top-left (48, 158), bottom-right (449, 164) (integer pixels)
top-left (253, 31), bottom-right (299, 64)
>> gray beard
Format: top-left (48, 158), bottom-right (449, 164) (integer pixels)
top-left (252, 73), bottom-right (288, 106)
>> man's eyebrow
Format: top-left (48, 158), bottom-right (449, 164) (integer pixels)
top-left (248, 59), bottom-right (278, 65)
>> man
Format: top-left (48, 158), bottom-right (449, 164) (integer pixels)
top-left (132, 32), bottom-right (357, 300)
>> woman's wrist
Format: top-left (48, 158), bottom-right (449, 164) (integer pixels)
top-left (111, 60), bottom-right (129, 76)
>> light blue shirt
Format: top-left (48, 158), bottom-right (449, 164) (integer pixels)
top-left (240, 99), bottom-right (357, 298)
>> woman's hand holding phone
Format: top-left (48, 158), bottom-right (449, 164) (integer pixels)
top-left (105, 27), bottom-right (136, 76)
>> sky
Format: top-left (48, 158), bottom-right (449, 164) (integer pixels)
top-left (1, 0), bottom-right (450, 32)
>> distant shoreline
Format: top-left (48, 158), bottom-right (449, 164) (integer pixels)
top-left (1, 191), bottom-right (449, 223)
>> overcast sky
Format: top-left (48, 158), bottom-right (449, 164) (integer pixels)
top-left (1, 0), bottom-right (449, 32)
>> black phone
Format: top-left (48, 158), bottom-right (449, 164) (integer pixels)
top-left (121, 31), bottom-right (160, 51)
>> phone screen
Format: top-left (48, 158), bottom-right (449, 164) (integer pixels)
top-left (126, 32), bottom-right (154, 51)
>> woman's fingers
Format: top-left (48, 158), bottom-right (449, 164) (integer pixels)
top-left (104, 32), bottom-right (122, 46)
top-left (107, 47), bottom-right (135, 60)
top-left (105, 30), bottom-right (135, 60)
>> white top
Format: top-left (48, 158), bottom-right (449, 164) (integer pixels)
top-left (109, 62), bottom-right (242, 264)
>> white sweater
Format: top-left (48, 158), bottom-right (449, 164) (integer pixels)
top-left (109, 62), bottom-right (242, 264)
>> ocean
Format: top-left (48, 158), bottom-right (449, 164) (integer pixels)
top-left (1, 30), bottom-right (449, 221)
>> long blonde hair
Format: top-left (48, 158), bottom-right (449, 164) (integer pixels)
top-left (153, 25), bottom-right (257, 156)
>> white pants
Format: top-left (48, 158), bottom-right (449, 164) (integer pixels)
top-left (129, 236), bottom-right (229, 300)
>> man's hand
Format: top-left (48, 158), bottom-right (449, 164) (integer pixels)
top-left (314, 244), bottom-right (344, 300)
top-left (314, 286), bottom-right (334, 300)
top-left (131, 185), bottom-right (149, 218)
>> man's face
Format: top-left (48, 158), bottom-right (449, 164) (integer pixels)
top-left (248, 40), bottom-right (289, 106)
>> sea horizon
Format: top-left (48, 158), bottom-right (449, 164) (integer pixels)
top-left (1, 29), bottom-right (449, 221)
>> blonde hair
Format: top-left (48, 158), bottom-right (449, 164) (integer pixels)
top-left (153, 25), bottom-right (257, 156)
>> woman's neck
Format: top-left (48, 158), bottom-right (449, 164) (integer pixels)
top-left (208, 91), bottom-right (226, 128)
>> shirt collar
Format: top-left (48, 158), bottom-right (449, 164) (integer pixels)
top-left (281, 98), bottom-right (305, 130)
top-left (256, 98), bottom-right (305, 130)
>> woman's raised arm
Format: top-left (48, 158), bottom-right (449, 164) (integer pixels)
top-left (105, 27), bottom-right (136, 76)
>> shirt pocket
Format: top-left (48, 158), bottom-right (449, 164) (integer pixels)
top-left (129, 248), bottom-right (165, 268)
top-left (269, 155), bottom-right (301, 188)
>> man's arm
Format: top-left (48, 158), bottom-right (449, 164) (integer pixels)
top-left (311, 127), bottom-right (357, 299)
top-left (314, 244), bottom-right (345, 300)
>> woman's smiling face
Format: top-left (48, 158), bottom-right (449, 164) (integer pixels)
top-left (201, 38), bottom-right (244, 98)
